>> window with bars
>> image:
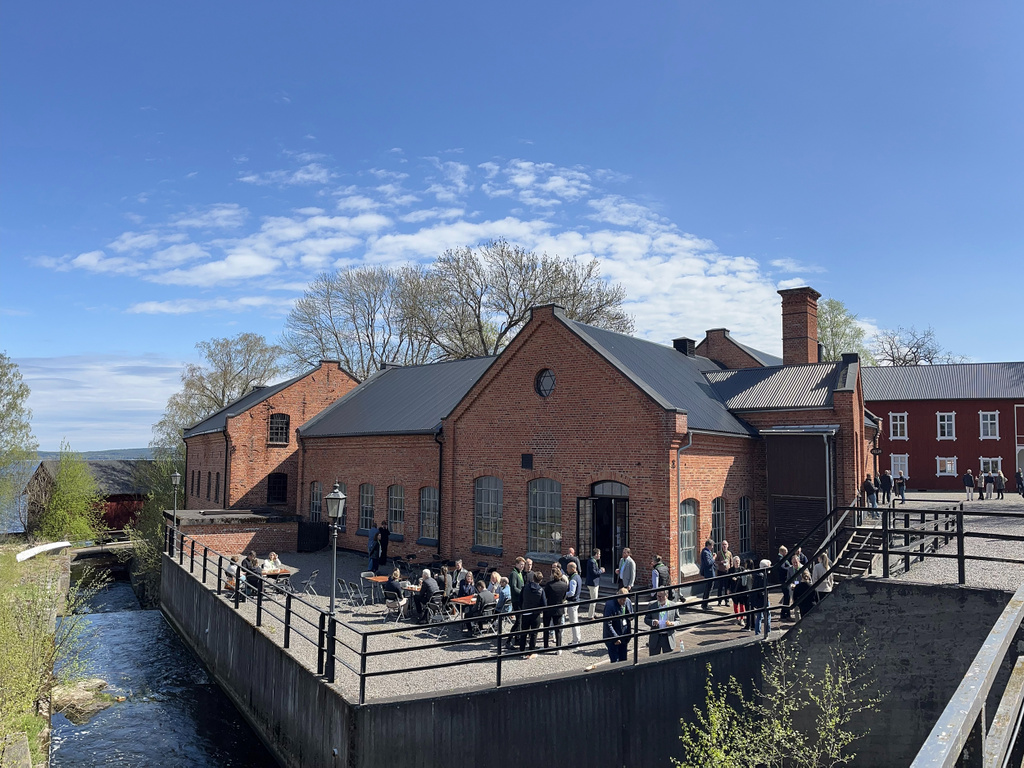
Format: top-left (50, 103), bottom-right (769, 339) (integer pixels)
top-left (738, 496), bottom-right (751, 553)
top-left (678, 499), bottom-right (697, 567)
top-left (388, 485), bottom-right (405, 535)
top-left (474, 476), bottom-right (503, 550)
top-left (711, 497), bottom-right (726, 545)
top-left (268, 413), bottom-right (290, 444)
top-left (419, 487), bottom-right (438, 542)
top-left (309, 481), bottom-right (322, 522)
top-left (527, 478), bottom-right (561, 555)
top-left (267, 473), bottom-right (287, 504)
top-left (359, 484), bottom-right (375, 530)
top-left (889, 412), bottom-right (908, 440)
top-left (980, 412), bottom-right (999, 440)
top-left (937, 412), bottom-right (956, 440)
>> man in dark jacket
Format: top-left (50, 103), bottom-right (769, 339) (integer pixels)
top-left (465, 580), bottom-right (496, 635)
top-left (963, 469), bottom-right (975, 501)
top-left (878, 470), bottom-right (893, 505)
top-left (651, 555), bottom-right (674, 599)
top-left (602, 588), bottom-right (633, 663)
top-left (519, 571), bottom-right (547, 655)
top-left (585, 549), bottom-right (605, 619)
top-left (414, 569), bottom-right (439, 621)
top-left (506, 557), bottom-right (526, 650)
top-left (861, 475), bottom-right (878, 517)
top-left (1016, 468), bottom-right (1024, 497)
top-left (378, 520), bottom-right (391, 567)
top-left (558, 547), bottom-right (581, 576)
top-left (542, 569), bottom-right (569, 652)
top-left (700, 539), bottom-right (716, 609)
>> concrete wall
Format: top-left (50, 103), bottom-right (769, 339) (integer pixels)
top-left (161, 555), bottom-right (350, 768)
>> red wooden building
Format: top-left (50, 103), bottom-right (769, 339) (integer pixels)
top-left (25, 459), bottom-right (152, 531)
top-left (863, 363), bottom-right (1024, 492)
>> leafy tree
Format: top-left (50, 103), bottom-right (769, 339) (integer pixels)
top-left (37, 441), bottom-right (104, 542)
top-left (281, 266), bottom-right (434, 380)
top-left (401, 240), bottom-right (634, 358)
top-left (816, 299), bottom-right (876, 365)
top-left (871, 325), bottom-right (965, 366)
top-left (281, 240), bottom-right (635, 375)
top-left (675, 634), bottom-right (882, 768)
top-left (121, 456), bottom-right (181, 607)
top-left (151, 333), bottom-right (283, 458)
top-left (0, 352), bottom-right (38, 533)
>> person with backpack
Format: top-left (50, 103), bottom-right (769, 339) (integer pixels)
top-left (651, 555), bottom-right (674, 598)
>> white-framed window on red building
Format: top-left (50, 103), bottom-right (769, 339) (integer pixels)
top-left (937, 412), bottom-right (956, 441)
top-left (980, 457), bottom-right (1003, 474)
top-left (936, 457), bottom-right (957, 477)
top-left (889, 412), bottom-right (908, 440)
top-left (980, 411), bottom-right (1000, 440)
top-left (678, 499), bottom-right (698, 569)
top-left (891, 454), bottom-right (909, 479)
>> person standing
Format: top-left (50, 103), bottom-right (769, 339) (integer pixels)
top-left (879, 470), bottom-right (893, 505)
top-left (861, 475), bottom-right (878, 517)
top-left (963, 469), bottom-right (975, 501)
top-left (651, 555), bottom-right (673, 598)
top-left (602, 588), bottom-right (633, 663)
top-left (812, 552), bottom-right (834, 604)
top-left (377, 520), bottom-right (390, 567)
top-left (700, 539), bottom-right (716, 610)
top-left (751, 561), bottom-right (771, 635)
top-left (585, 548), bottom-right (605, 619)
top-left (564, 561), bottom-right (584, 645)
top-left (715, 541), bottom-right (732, 606)
top-left (519, 570), bottom-right (547, 658)
top-left (894, 471), bottom-right (908, 504)
top-left (1017, 468), bottom-right (1024, 497)
top-left (506, 557), bottom-right (526, 650)
top-left (995, 471), bottom-right (1006, 500)
top-left (558, 547), bottom-right (581, 576)
top-left (367, 525), bottom-right (381, 573)
top-left (542, 565), bottom-right (568, 654)
top-left (616, 547), bottom-right (636, 592)
top-left (644, 590), bottom-right (681, 656)
top-left (985, 471), bottom-right (996, 500)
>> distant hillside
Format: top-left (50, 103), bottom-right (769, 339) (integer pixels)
top-left (36, 448), bottom-right (153, 461)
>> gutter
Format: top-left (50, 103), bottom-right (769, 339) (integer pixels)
top-left (433, 426), bottom-right (444, 556)
top-left (223, 432), bottom-right (230, 508)
top-left (675, 431), bottom-right (694, 507)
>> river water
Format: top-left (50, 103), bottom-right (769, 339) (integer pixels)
top-left (50, 579), bottom-right (279, 767)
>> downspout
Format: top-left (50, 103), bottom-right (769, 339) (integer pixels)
top-left (675, 430), bottom-right (694, 505)
top-left (183, 435), bottom-right (189, 511)
top-left (223, 432), bottom-right (230, 509)
top-left (434, 426), bottom-right (444, 556)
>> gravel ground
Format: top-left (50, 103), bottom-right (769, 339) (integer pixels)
top-left (888, 490), bottom-right (1024, 591)
top-left (175, 547), bottom-right (785, 704)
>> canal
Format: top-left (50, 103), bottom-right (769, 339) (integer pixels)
top-left (50, 578), bottom-right (279, 767)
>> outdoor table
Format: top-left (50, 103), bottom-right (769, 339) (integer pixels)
top-left (450, 595), bottom-right (476, 618)
top-left (262, 566), bottom-right (298, 593)
top-left (365, 574), bottom-right (389, 603)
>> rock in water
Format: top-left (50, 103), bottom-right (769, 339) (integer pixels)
top-left (52, 678), bottom-right (115, 725)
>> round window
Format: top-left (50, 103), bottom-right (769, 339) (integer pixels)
top-left (535, 368), bottom-right (556, 397)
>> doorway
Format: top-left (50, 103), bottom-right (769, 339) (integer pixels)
top-left (577, 481), bottom-right (629, 586)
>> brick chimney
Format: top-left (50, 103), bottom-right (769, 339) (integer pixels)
top-left (778, 286), bottom-right (821, 366)
top-left (672, 337), bottom-right (696, 356)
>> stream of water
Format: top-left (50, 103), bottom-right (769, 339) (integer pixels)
top-left (50, 580), bottom-right (279, 767)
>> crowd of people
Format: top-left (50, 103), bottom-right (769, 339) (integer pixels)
top-left (962, 468), bottom-right (1021, 501)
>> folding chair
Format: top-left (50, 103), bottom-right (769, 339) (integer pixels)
top-left (382, 590), bottom-right (408, 624)
top-left (299, 569), bottom-right (319, 597)
top-left (348, 580), bottom-right (369, 610)
top-left (360, 570), bottom-right (381, 604)
top-left (425, 593), bottom-right (451, 639)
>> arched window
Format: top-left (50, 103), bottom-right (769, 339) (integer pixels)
top-left (419, 487), bottom-right (438, 542)
top-left (388, 485), bottom-right (405, 535)
top-left (268, 413), bottom-right (290, 444)
top-left (474, 476), bottom-right (503, 550)
top-left (527, 478), bottom-right (561, 555)
top-left (592, 481), bottom-right (629, 497)
top-left (359, 484), bottom-right (375, 530)
top-left (309, 481), bottom-right (322, 523)
top-left (679, 499), bottom-right (698, 567)
top-left (738, 496), bottom-right (752, 553)
top-left (711, 497), bottom-right (726, 546)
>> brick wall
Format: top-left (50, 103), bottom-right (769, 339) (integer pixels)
top-left (695, 329), bottom-right (765, 370)
top-left (298, 434), bottom-right (441, 558)
top-left (184, 362), bottom-right (357, 514)
top-left (779, 287), bottom-right (821, 366)
top-left (178, 521), bottom-right (299, 557)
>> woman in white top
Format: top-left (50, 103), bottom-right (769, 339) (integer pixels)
top-left (811, 553), bottom-right (834, 603)
top-left (262, 552), bottom-right (284, 573)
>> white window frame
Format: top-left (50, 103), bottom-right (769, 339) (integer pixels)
top-left (979, 457), bottom-right (1003, 474)
top-left (678, 499), bottom-right (698, 569)
top-left (979, 411), bottom-right (1000, 441)
top-left (889, 412), bottom-right (908, 441)
top-left (935, 457), bottom-right (957, 477)
top-left (937, 412), bottom-right (956, 441)
top-left (890, 454), bottom-right (909, 479)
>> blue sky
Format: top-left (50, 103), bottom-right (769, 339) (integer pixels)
top-left (2, 3), bottom-right (1021, 451)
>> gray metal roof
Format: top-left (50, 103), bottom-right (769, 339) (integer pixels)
top-left (704, 363), bottom-right (844, 410)
top-left (37, 460), bottom-right (153, 496)
top-left (184, 369), bottom-right (314, 438)
top-left (733, 339), bottom-right (784, 368)
top-left (299, 357), bottom-right (495, 437)
top-left (560, 315), bottom-right (757, 436)
top-left (862, 363), bottom-right (1024, 401)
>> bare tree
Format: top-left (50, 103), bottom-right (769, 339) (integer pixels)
top-left (281, 267), bottom-right (434, 379)
top-left (151, 333), bottom-right (283, 458)
top-left (400, 240), bottom-right (634, 358)
top-left (816, 298), bottom-right (876, 364)
top-left (871, 325), bottom-right (965, 366)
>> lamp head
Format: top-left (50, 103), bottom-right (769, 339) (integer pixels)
top-left (325, 482), bottom-right (346, 520)
top-left (170, 471), bottom-right (181, 487)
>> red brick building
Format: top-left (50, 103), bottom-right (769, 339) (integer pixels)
top-left (864, 363), bottom-right (1024, 492)
top-left (297, 287), bottom-right (875, 585)
top-left (183, 361), bottom-right (358, 513)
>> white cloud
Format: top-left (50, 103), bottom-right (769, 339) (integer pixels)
top-left (239, 162), bottom-right (332, 186)
top-left (770, 258), bottom-right (826, 274)
top-left (127, 296), bottom-right (289, 315)
top-left (173, 203), bottom-right (248, 229)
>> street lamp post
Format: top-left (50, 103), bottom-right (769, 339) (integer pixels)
top-left (170, 470), bottom-right (181, 555)
top-left (324, 482), bottom-right (347, 616)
